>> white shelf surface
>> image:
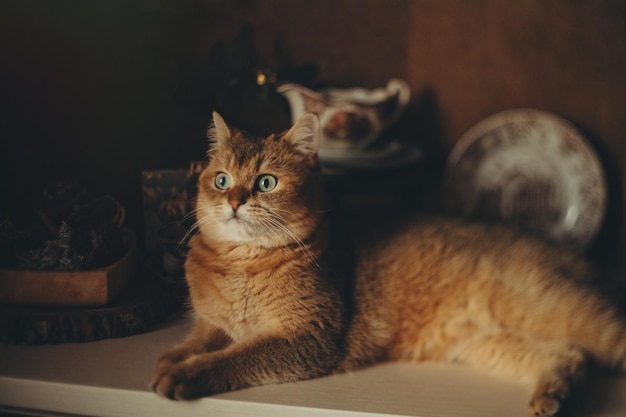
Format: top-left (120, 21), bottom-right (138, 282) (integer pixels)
top-left (1, 317), bottom-right (625, 417)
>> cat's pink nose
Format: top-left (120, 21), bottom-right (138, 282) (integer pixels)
top-left (228, 186), bottom-right (249, 211)
top-left (230, 199), bottom-right (245, 211)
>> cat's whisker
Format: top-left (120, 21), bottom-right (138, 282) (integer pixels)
top-left (259, 213), bottom-right (320, 269)
top-left (265, 207), bottom-right (296, 214)
top-left (177, 208), bottom-right (202, 243)
top-left (263, 211), bottom-right (319, 266)
top-left (178, 222), bottom-right (200, 249)
top-left (179, 208), bottom-right (200, 224)
top-left (177, 209), bottom-right (220, 249)
top-left (269, 206), bottom-right (330, 216)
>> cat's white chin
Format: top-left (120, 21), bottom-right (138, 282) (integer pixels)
top-left (223, 220), bottom-right (257, 242)
top-left (214, 211), bottom-right (283, 246)
top-left (217, 222), bottom-right (288, 247)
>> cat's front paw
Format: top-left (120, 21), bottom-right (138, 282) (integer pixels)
top-left (151, 356), bottom-right (230, 400)
top-left (152, 365), bottom-right (198, 400)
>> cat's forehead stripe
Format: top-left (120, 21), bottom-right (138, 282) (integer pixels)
top-left (230, 131), bottom-right (261, 167)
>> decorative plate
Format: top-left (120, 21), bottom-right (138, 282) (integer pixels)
top-left (444, 109), bottom-right (607, 248)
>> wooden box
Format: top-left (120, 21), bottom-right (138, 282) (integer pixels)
top-left (0, 230), bottom-right (136, 308)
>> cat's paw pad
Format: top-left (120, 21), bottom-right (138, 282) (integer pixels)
top-left (529, 395), bottom-right (561, 417)
top-left (151, 365), bottom-right (202, 400)
top-left (528, 380), bottom-right (569, 417)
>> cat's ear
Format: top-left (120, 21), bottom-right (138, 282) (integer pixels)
top-left (284, 113), bottom-right (320, 162)
top-left (207, 111), bottom-right (231, 152)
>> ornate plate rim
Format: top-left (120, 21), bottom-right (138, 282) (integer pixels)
top-left (445, 108), bottom-right (607, 248)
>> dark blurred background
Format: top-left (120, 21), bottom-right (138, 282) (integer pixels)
top-left (1, 0), bottom-right (625, 264)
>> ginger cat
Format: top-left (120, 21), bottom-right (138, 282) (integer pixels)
top-left (152, 112), bottom-right (626, 417)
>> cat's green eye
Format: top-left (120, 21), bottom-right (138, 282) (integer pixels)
top-left (215, 172), bottom-right (231, 190)
top-left (257, 174), bottom-right (277, 192)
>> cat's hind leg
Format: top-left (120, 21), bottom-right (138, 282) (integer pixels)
top-left (447, 331), bottom-right (588, 417)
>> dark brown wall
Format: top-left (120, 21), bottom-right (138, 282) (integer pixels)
top-left (1, 0), bottom-right (625, 260)
top-left (0, 1), bottom-right (203, 232)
